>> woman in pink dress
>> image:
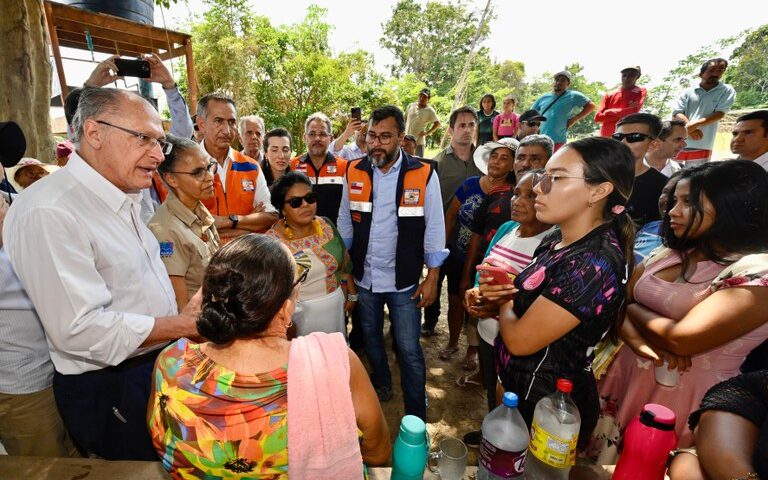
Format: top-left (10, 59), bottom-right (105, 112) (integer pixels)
top-left (590, 160), bottom-right (768, 461)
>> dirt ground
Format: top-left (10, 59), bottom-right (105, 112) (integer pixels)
top-left (358, 282), bottom-right (487, 466)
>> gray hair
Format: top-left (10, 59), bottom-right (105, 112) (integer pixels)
top-left (197, 93), bottom-right (237, 119)
top-left (70, 87), bottom-right (129, 146)
top-left (304, 112), bottom-right (332, 134)
top-left (518, 134), bottom-right (555, 159)
top-left (239, 115), bottom-right (265, 135)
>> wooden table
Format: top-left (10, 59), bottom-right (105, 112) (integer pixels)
top-left (0, 456), bottom-right (616, 479)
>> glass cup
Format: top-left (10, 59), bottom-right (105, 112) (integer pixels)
top-left (654, 359), bottom-right (680, 387)
top-left (428, 437), bottom-right (468, 480)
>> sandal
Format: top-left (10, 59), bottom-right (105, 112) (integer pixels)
top-left (456, 373), bottom-right (482, 388)
top-left (438, 346), bottom-right (460, 361)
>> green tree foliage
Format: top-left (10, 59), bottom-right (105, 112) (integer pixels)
top-left (725, 25), bottom-right (768, 108)
top-left (180, 0), bottom-right (390, 151)
top-left (380, 0), bottom-right (492, 95)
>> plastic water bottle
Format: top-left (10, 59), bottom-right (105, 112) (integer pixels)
top-left (612, 404), bottom-right (677, 480)
top-left (525, 379), bottom-right (581, 480)
top-left (390, 415), bottom-right (428, 480)
top-left (478, 392), bottom-right (529, 479)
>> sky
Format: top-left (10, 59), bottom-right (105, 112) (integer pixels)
top-left (155, 0), bottom-right (768, 90)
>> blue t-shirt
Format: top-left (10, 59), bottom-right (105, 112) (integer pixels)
top-left (531, 90), bottom-right (591, 143)
top-left (672, 82), bottom-right (736, 151)
top-left (452, 176), bottom-right (486, 257)
top-left (633, 220), bottom-right (662, 264)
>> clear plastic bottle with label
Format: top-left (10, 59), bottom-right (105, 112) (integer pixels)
top-left (478, 392), bottom-right (529, 479)
top-left (525, 379), bottom-right (581, 480)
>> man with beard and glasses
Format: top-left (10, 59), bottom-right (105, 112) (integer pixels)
top-left (337, 105), bottom-right (447, 420)
top-left (673, 58), bottom-right (735, 166)
top-left (290, 112), bottom-right (348, 223)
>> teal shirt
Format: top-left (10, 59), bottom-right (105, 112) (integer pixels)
top-left (531, 90), bottom-right (591, 143)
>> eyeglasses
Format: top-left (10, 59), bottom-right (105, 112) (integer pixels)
top-left (293, 267), bottom-right (309, 287)
top-left (169, 161), bottom-right (217, 181)
top-left (306, 132), bottom-right (330, 139)
top-left (523, 121), bottom-right (541, 127)
top-left (96, 120), bottom-right (171, 154)
top-left (366, 131), bottom-right (396, 145)
top-left (611, 132), bottom-right (654, 143)
top-left (284, 192), bottom-right (317, 208)
top-left (532, 172), bottom-right (589, 194)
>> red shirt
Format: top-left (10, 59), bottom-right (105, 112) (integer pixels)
top-left (594, 86), bottom-right (647, 136)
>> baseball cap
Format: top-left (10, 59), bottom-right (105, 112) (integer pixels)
top-left (554, 70), bottom-right (572, 82)
top-left (621, 65), bottom-right (642, 75)
top-left (519, 110), bottom-right (547, 123)
top-left (473, 138), bottom-right (519, 175)
top-left (419, 88), bottom-right (431, 98)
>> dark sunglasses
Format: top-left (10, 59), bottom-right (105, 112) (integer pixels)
top-left (523, 121), bottom-right (541, 127)
top-left (611, 132), bottom-right (654, 143)
top-left (284, 192), bottom-right (317, 208)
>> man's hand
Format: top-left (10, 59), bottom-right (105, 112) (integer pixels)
top-left (418, 131), bottom-right (427, 138)
top-left (412, 269), bottom-right (439, 308)
top-left (84, 55), bottom-right (121, 87)
top-left (143, 53), bottom-right (176, 90)
top-left (250, 202), bottom-right (266, 214)
top-left (689, 129), bottom-right (704, 140)
top-left (181, 288), bottom-right (204, 341)
top-left (344, 118), bottom-right (362, 137)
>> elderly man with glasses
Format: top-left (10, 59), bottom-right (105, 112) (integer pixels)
top-left (290, 112), bottom-right (348, 223)
top-left (2, 87), bottom-right (203, 460)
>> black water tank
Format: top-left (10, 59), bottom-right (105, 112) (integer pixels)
top-left (62, 0), bottom-right (154, 25)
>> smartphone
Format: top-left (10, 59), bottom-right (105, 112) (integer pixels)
top-left (114, 58), bottom-right (151, 78)
top-left (351, 107), bottom-right (362, 122)
top-left (476, 264), bottom-right (514, 285)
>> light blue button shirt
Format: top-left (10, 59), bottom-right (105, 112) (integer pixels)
top-left (338, 151), bottom-right (449, 293)
top-left (672, 82), bottom-right (736, 151)
top-left (531, 90), bottom-right (591, 143)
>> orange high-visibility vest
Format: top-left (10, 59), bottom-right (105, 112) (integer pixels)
top-left (203, 150), bottom-right (262, 216)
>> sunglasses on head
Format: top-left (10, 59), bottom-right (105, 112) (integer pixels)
top-left (523, 121), bottom-right (541, 127)
top-left (611, 132), bottom-right (654, 143)
top-left (284, 192), bottom-right (317, 208)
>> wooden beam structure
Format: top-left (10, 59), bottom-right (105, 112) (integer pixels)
top-left (43, 0), bottom-right (197, 113)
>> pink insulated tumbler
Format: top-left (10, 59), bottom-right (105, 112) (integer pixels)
top-left (612, 404), bottom-right (677, 480)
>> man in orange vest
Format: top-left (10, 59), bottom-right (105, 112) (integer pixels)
top-left (337, 105), bottom-right (448, 420)
top-left (196, 93), bottom-right (277, 239)
top-left (290, 112), bottom-right (347, 223)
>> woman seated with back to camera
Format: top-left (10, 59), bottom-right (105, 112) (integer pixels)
top-left (148, 234), bottom-right (390, 479)
top-left (266, 171), bottom-right (356, 336)
top-left (592, 160), bottom-right (768, 458)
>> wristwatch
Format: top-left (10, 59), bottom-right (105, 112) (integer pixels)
top-left (347, 294), bottom-right (359, 302)
top-left (228, 214), bottom-right (239, 229)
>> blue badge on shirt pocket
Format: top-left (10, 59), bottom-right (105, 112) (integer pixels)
top-left (159, 241), bottom-right (174, 257)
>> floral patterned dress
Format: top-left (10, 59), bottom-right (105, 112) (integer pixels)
top-left (149, 338), bottom-right (289, 479)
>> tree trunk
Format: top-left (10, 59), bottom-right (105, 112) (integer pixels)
top-left (0, 0), bottom-right (53, 163)
top-left (440, 0), bottom-right (493, 149)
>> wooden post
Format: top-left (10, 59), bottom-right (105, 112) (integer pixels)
top-left (185, 38), bottom-right (198, 114)
top-left (44, 1), bottom-right (68, 105)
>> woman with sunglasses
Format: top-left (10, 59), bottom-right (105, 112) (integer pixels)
top-left (148, 234), bottom-right (391, 478)
top-left (267, 171), bottom-right (355, 336)
top-left (149, 135), bottom-right (220, 309)
top-left (590, 160), bottom-right (768, 456)
top-left (478, 137), bottom-right (636, 448)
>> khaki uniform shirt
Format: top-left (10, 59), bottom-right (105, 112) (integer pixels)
top-left (148, 191), bottom-right (220, 300)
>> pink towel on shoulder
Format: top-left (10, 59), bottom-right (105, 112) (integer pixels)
top-left (288, 332), bottom-right (363, 479)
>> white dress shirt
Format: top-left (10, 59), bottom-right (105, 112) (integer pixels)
top-left (2, 152), bottom-right (177, 374)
